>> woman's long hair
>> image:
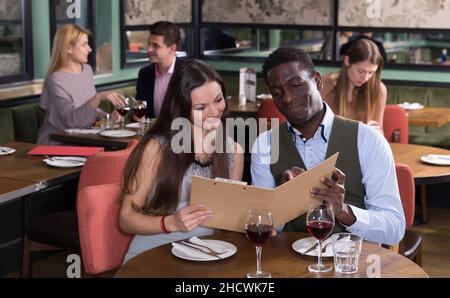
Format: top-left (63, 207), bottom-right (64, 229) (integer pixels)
top-left (335, 38), bottom-right (383, 123)
top-left (45, 24), bottom-right (91, 79)
top-left (123, 59), bottom-right (230, 215)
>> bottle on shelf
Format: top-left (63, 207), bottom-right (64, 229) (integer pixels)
top-left (440, 49), bottom-right (448, 64)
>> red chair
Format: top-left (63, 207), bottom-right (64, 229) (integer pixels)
top-left (256, 98), bottom-right (286, 134)
top-left (383, 105), bottom-right (409, 143)
top-left (77, 183), bottom-right (132, 275)
top-left (21, 140), bottom-right (138, 277)
top-left (395, 163), bottom-right (422, 266)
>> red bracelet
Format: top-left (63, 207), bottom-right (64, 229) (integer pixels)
top-left (160, 216), bottom-right (170, 234)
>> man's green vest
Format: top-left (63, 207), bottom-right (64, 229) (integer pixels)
top-left (269, 116), bottom-right (366, 233)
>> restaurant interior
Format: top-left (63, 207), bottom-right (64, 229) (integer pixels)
top-left (0, 0), bottom-right (449, 279)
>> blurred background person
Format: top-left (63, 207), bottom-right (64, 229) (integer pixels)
top-left (321, 38), bottom-right (387, 132)
top-left (37, 24), bottom-right (125, 145)
top-left (135, 21), bottom-right (183, 118)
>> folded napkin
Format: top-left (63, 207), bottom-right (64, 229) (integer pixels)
top-left (296, 234), bottom-right (338, 255)
top-left (65, 128), bottom-right (102, 134)
top-left (172, 237), bottom-right (234, 260)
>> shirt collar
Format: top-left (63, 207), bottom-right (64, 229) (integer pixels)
top-left (286, 102), bottom-right (335, 143)
top-left (155, 56), bottom-right (176, 76)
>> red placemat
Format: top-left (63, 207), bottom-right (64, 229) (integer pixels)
top-left (27, 145), bottom-right (104, 157)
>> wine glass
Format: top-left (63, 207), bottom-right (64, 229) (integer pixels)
top-left (132, 99), bottom-right (148, 135)
top-left (116, 98), bottom-right (130, 129)
top-left (244, 209), bottom-right (273, 278)
top-left (306, 203), bottom-right (335, 273)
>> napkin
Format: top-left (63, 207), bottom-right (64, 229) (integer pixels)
top-left (189, 236), bottom-right (234, 254)
top-left (65, 128), bottom-right (102, 134)
top-left (171, 242), bottom-right (217, 259)
top-left (296, 234), bottom-right (338, 254)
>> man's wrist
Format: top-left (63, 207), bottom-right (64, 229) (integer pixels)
top-left (337, 204), bottom-right (356, 226)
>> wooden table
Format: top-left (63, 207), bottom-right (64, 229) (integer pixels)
top-left (228, 99), bottom-right (261, 117)
top-left (0, 177), bottom-right (37, 206)
top-left (390, 143), bottom-right (450, 222)
top-left (115, 232), bottom-right (428, 278)
top-left (50, 131), bottom-right (136, 151)
top-left (0, 142), bottom-right (81, 188)
top-left (407, 107), bottom-right (450, 127)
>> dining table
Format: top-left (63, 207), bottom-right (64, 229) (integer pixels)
top-left (389, 143), bottom-right (450, 222)
top-left (407, 107), bottom-right (450, 127)
top-left (115, 232), bottom-right (428, 278)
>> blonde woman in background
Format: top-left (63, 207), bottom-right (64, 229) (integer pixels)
top-left (38, 24), bottom-right (125, 145)
top-left (320, 38), bottom-right (387, 132)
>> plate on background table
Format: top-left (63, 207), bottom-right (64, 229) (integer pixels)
top-left (420, 154), bottom-right (450, 166)
top-left (171, 239), bottom-right (237, 261)
top-left (43, 156), bottom-right (87, 168)
top-left (292, 236), bottom-right (334, 257)
top-left (398, 102), bottom-right (424, 110)
top-left (0, 146), bottom-right (16, 156)
top-left (99, 129), bottom-right (136, 138)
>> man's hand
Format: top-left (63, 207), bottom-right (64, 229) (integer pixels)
top-left (310, 168), bottom-right (356, 226)
top-left (279, 166), bottom-right (305, 185)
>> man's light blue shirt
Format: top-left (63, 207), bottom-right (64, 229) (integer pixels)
top-left (251, 103), bottom-right (405, 245)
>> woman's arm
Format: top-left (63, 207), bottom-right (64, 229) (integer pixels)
top-left (119, 139), bottom-right (214, 235)
top-left (89, 91), bottom-right (126, 110)
top-left (376, 82), bottom-right (388, 127)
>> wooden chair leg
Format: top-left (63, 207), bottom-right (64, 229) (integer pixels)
top-left (21, 236), bottom-right (31, 278)
top-left (419, 185), bottom-right (428, 223)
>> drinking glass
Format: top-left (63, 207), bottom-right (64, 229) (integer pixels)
top-left (244, 209), bottom-right (273, 278)
top-left (306, 203), bottom-right (335, 273)
top-left (116, 98), bottom-right (130, 129)
top-left (132, 100), bottom-right (148, 135)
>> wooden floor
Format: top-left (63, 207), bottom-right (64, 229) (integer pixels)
top-left (6, 207), bottom-right (450, 278)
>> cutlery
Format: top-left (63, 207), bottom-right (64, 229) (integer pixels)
top-left (176, 241), bottom-right (224, 259)
top-left (302, 234), bottom-right (339, 255)
top-left (185, 239), bottom-right (224, 254)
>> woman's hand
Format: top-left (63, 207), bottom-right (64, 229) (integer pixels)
top-left (167, 203), bottom-right (214, 232)
top-left (99, 91), bottom-right (126, 108)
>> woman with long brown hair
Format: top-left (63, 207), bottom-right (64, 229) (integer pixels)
top-left (37, 24), bottom-right (125, 145)
top-left (120, 59), bottom-right (244, 263)
top-left (320, 38), bottom-right (387, 131)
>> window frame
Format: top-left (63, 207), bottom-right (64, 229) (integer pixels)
top-left (0, 0), bottom-right (34, 85)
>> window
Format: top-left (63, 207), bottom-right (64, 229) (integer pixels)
top-left (0, 0), bottom-right (33, 85)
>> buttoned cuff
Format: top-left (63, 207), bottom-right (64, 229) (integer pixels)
top-left (340, 205), bottom-right (371, 235)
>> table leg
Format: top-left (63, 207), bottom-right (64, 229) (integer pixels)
top-left (419, 185), bottom-right (428, 223)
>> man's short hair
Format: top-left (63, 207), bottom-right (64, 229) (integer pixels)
top-left (149, 21), bottom-right (181, 49)
top-left (262, 47), bottom-right (316, 82)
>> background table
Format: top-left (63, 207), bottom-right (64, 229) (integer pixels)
top-left (115, 232), bottom-right (428, 278)
top-left (407, 107), bottom-right (450, 127)
top-left (390, 143), bottom-right (450, 222)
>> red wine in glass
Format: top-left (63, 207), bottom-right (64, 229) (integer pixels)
top-left (245, 224), bottom-right (272, 247)
top-left (306, 221), bottom-right (334, 241)
top-left (133, 107), bottom-right (147, 119)
top-left (117, 106), bottom-right (130, 117)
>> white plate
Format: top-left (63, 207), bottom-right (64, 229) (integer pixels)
top-left (398, 102), bottom-right (424, 110)
top-left (420, 154), bottom-right (450, 166)
top-left (99, 129), bottom-right (136, 138)
top-left (125, 122), bottom-right (140, 128)
top-left (0, 146), bottom-right (16, 156)
top-left (292, 237), bottom-right (334, 257)
top-left (43, 156), bottom-right (87, 168)
top-left (171, 239), bottom-right (237, 261)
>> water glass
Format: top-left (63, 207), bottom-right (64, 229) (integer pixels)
top-left (332, 233), bottom-right (362, 274)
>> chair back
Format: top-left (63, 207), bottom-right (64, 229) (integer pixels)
top-left (383, 105), bottom-right (408, 144)
top-left (77, 139), bottom-right (138, 274)
top-left (256, 98), bottom-right (286, 133)
top-left (395, 163), bottom-right (415, 228)
top-left (78, 139), bottom-right (138, 189)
